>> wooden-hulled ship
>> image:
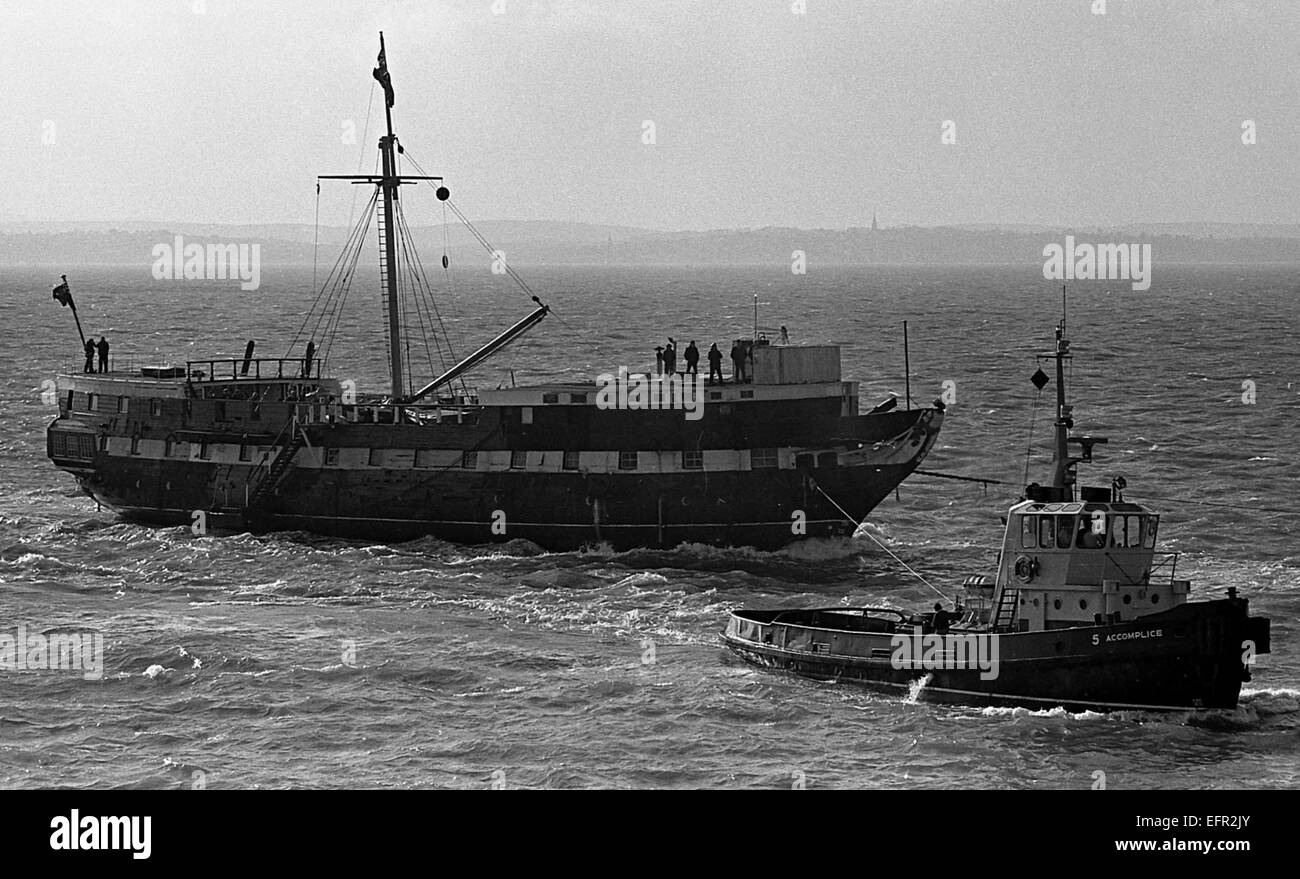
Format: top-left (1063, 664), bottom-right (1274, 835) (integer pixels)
top-left (723, 319), bottom-right (1271, 711)
top-left (44, 36), bottom-right (943, 552)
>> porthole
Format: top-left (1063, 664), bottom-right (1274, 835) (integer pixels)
top-left (1053, 599), bottom-right (1062, 610)
top-left (1122, 594), bottom-right (1132, 605)
top-left (1151, 594), bottom-right (1160, 604)
top-left (1079, 599), bottom-right (1088, 610)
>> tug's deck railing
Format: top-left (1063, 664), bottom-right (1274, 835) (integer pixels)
top-left (1148, 551), bottom-right (1180, 585)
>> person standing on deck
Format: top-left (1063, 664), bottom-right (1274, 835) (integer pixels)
top-left (654, 346), bottom-right (664, 375)
top-left (707, 343), bottom-right (723, 384)
top-left (684, 341), bottom-right (699, 374)
top-left (96, 336), bottom-right (110, 373)
top-left (663, 338), bottom-right (677, 375)
top-left (730, 342), bottom-right (746, 383)
top-left (83, 338), bottom-right (96, 373)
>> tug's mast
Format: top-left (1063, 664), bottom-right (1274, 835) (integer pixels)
top-left (1051, 319), bottom-right (1071, 498)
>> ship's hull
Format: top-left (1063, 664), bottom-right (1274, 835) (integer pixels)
top-left (723, 599), bottom-right (1270, 711)
top-left (57, 407), bottom-right (941, 551)
top-left (72, 456), bottom-right (925, 551)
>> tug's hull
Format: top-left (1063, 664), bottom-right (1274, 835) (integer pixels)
top-left (723, 599), bottom-right (1271, 711)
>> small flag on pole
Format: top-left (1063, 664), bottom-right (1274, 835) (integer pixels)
top-left (52, 274), bottom-right (73, 308)
top-left (373, 41), bottom-right (395, 108)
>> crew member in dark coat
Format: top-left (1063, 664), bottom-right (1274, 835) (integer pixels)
top-left (663, 338), bottom-right (676, 374)
top-left (655, 346), bottom-right (664, 375)
top-left (684, 341), bottom-right (699, 374)
top-left (931, 602), bottom-right (954, 634)
top-left (83, 338), bottom-right (96, 373)
top-left (730, 342), bottom-right (746, 383)
top-left (707, 343), bottom-right (723, 384)
top-left (95, 336), bottom-right (109, 373)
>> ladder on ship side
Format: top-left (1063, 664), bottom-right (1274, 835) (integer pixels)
top-left (246, 418), bottom-right (307, 509)
top-left (992, 587), bottom-right (1021, 632)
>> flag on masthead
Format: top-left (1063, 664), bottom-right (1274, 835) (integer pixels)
top-left (373, 41), bottom-right (395, 108)
top-left (52, 275), bottom-right (73, 308)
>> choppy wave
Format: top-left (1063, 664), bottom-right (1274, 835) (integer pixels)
top-left (3, 265), bottom-right (1297, 788)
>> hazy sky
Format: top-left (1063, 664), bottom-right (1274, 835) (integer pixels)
top-left (3, 0), bottom-right (1298, 230)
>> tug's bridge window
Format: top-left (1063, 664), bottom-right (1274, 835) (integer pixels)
top-left (1109, 515), bottom-right (1148, 548)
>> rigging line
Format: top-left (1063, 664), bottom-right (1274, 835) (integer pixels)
top-left (288, 198), bottom-right (365, 348)
top-left (401, 147), bottom-right (556, 312)
top-left (438, 200), bottom-right (469, 368)
top-left (401, 149), bottom-right (551, 388)
top-left (391, 202), bottom-right (433, 380)
top-left (812, 483), bottom-right (949, 601)
top-left (399, 210), bottom-right (451, 382)
top-left (392, 198), bottom-right (470, 396)
top-left (1022, 387), bottom-right (1041, 487)
top-left (394, 201), bottom-right (451, 371)
top-left (313, 181), bottom-right (320, 291)
top-left (395, 206), bottom-right (420, 393)
top-left (346, 79), bottom-right (377, 231)
top-left (297, 190), bottom-right (378, 362)
top-left (318, 193), bottom-right (378, 371)
top-left (444, 198), bottom-right (574, 336)
top-left (286, 193), bottom-right (372, 358)
top-left (1139, 495), bottom-right (1300, 516)
top-left (321, 219), bottom-right (368, 374)
top-left (913, 470), bottom-right (1013, 486)
top-left (409, 221), bottom-right (461, 381)
top-left (908, 469), bottom-right (1300, 516)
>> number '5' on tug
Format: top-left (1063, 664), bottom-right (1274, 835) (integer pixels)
top-left (723, 319), bottom-right (1272, 711)
top-left (44, 36), bottom-right (943, 552)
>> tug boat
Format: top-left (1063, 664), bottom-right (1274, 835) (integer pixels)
top-left (43, 35), bottom-right (943, 552)
top-left (723, 319), bottom-right (1272, 711)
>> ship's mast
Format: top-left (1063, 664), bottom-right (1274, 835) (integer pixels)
top-left (316, 34), bottom-right (552, 402)
top-left (318, 34), bottom-right (442, 399)
top-left (377, 35), bottom-right (403, 399)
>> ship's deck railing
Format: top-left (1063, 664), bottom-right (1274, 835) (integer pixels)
top-left (186, 358), bottom-right (324, 382)
top-left (289, 397), bottom-right (482, 426)
top-left (60, 354), bottom-right (325, 383)
top-left (60, 352), bottom-right (159, 377)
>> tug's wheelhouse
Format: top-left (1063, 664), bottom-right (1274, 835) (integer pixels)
top-left (992, 496), bottom-right (1188, 631)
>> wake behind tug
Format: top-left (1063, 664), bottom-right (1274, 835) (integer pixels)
top-left (722, 319), bottom-right (1272, 712)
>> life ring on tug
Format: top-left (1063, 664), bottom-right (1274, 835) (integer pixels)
top-left (1013, 555), bottom-right (1039, 583)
